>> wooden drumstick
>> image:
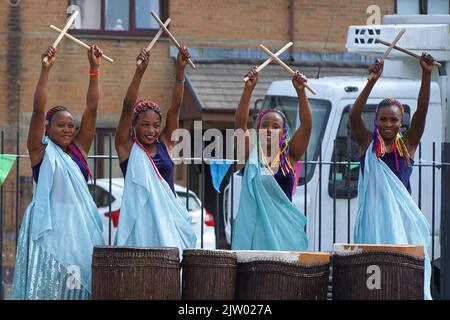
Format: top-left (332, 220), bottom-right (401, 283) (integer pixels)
top-left (368, 28), bottom-right (406, 81)
top-left (243, 42), bottom-right (293, 82)
top-left (259, 44), bottom-right (316, 95)
top-left (150, 11), bottom-right (196, 69)
top-left (375, 38), bottom-right (441, 67)
top-left (137, 18), bottom-right (171, 65)
top-left (49, 25), bottom-right (115, 63)
top-left (43, 11), bottom-right (79, 63)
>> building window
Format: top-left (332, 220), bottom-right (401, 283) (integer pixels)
top-left (396, 0), bottom-right (421, 14)
top-left (428, 0), bottom-right (450, 13)
top-left (68, 0), bottom-right (168, 36)
top-left (105, 0), bottom-right (130, 31)
top-left (396, 0), bottom-right (450, 14)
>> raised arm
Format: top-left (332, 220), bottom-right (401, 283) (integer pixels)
top-left (349, 60), bottom-right (384, 152)
top-left (115, 49), bottom-right (149, 163)
top-left (28, 46), bottom-right (56, 166)
top-left (160, 46), bottom-right (190, 154)
top-left (235, 67), bottom-right (258, 131)
top-left (404, 53), bottom-right (435, 156)
top-left (288, 72), bottom-right (312, 164)
top-left (74, 45), bottom-right (103, 156)
top-left (234, 68), bottom-right (258, 165)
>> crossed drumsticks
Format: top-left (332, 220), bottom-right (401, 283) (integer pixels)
top-left (45, 11), bottom-right (114, 63)
top-left (44, 11), bottom-right (195, 68)
top-left (247, 42), bottom-right (317, 95)
top-left (43, 10), bottom-right (316, 90)
top-left (368, 28), bottom-right (440, 80)
top-left (374, 29), bottom-right (441, 68)
top-left (44, 12), bottom-right (439, 88)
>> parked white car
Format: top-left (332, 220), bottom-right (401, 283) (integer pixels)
top-left (88, 179), bottom-right (216, 249)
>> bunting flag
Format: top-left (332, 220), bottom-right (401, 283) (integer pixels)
top-left (209, 159), bottom-right (233, 193)
top-left (0, 154), bottom-right (17, 185)
top-left (348, 162), bottom-right (360, 170)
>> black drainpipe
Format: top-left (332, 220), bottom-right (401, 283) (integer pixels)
top-left (7, 1), bottom-right (22, 134)
top-left (289, 0), bottom-right (295, 62)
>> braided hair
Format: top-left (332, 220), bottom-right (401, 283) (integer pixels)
top-left (376, 97), bottom-right (404, 115)
top-left (45, 105), bottom-right (71, 124)
top-left (133, 99), bottom-right (161, 121)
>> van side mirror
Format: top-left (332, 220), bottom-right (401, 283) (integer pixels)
top-left (438, 63), bottom-right (446, 76)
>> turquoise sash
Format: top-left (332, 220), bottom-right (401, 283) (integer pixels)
top-left (12, 138), bottom-right (104, 299)
top-left (354, 142), bottom-right (432, 300)
top-left (231, 148), bottom-right (308, 250)
top-left (115, 143), bottom-right (196, 251)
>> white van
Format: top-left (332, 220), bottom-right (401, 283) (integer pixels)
top-left (224, 19), bottom-right (447, 257)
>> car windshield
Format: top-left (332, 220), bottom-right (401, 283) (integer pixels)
top-left (88, 184), bottom-right (115, 208)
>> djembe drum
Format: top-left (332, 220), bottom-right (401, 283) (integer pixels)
top-left (91, 246), bottom-right (181, 300)
top-left (332, 244), bottom-right (425, 300)
top-left (235, 250), bottom-right (330, 300)
top-left (181, 249), bottom-right (237, 300)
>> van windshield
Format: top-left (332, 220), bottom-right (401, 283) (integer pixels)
top-left (262, 96), bottom-right (331, 184)
top-left (329, 104), bottom-right (411, 199)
